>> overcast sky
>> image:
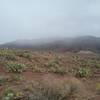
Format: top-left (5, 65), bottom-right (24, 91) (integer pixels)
top-left (0, 0), bottom-right (100, 43)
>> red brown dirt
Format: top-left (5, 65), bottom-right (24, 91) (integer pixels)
top-left (0, 51), bottom-right (100, 99)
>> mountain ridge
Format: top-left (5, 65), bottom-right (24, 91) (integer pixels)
top-left (1, 36), bottom-right (100, 52)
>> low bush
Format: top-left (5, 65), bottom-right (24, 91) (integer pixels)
top-left (47, 60), bottom-right (58, 67)
top-left (46, 60), bottom-right (66, 75)
top-left (18, 52), bottom-right (32, 60)
top-left (50, 66), bottom-right (66, 75)
top-left (0, 49), bottom-right (16, 61)
top-left (94, 63), bottom-right (100, 68)
top-left (32, 65), bottom-right (46, 73)
top-left (5, 62), bottom-right (26, 73)
top-left (76, 67), bottom-right (91, 78)
top-left (2, 89), bottom-right (14, 100)
top-left (1, 88), bottom-right (25, 100)
top-left (0, 76), bottom-right (6, 86)
top-left (96, 83), bottom-right (100, 95)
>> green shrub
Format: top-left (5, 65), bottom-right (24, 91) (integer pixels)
top-left (47, 60), bottom-right (66, 75)
top-left (5, 54), bottom-right (16, 61)
top-left (23, 53), bottom-right (32, 59)
top-left (96, 83), bottom-right (100, 95)
top-left (5, 62), bottom-right (26, 73)
top-left (95, 63), bottom-right (100, 68)
top-left (2, 88), bottom-right (25, 100)
top-left (0, 76), bottom-right (6, 86)
top-left (18, 52), bottom-right (32, 60)
top-left (2, 89), bottom-right (14, 100)
top-left (50, 66), bottom-right (66, 75)
top-left (76, 67), bottom-right (90, 78)
top-left (8, 74), bottom-right (24, 83)
top-left (0, 49), bottom-right (16, 61)
top-left (47, 59), bottom-right (59, 67)
top-left (32, 65), bottom-right (46, 73)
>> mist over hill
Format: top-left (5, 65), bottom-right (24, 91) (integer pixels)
top-left (1, 36), bottom-right (100, 52)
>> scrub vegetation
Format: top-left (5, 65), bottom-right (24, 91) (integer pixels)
top-left (0, 48), bottom-right (100, 100)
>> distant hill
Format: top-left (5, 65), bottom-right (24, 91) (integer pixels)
top-left (1, 36), bottom-right (100, 52)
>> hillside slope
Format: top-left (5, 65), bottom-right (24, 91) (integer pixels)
top-left (1, 36), bottom-right (100, 52)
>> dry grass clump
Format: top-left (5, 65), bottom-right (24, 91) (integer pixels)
top-left (1, 77), bottom-right (90, 100)
top-left (25, 78), bottom-right (91, 99)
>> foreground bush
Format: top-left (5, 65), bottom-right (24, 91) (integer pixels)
top-left (5, 62), bottom-right (26, 73)
top-left (1, 77), bottom-right (89, 100)
top-left (27, 79), bottom-right (89, 100)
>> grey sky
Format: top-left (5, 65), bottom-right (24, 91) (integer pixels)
top-left (0, 0), bottom-right (100, 43)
